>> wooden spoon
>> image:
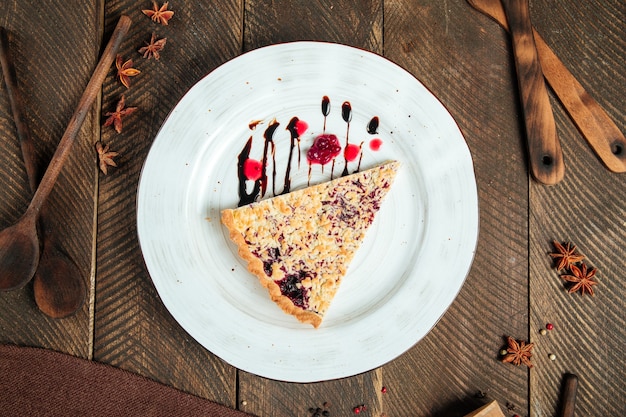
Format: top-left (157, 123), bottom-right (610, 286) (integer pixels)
top-left (500, 0), bottom-right (564, 185)
top-left (0, 16), bottom-right (131, 291)
top-left (0, 27), bottom-right (85, 317)
top-left (466, 0), bottom-right (626, 173)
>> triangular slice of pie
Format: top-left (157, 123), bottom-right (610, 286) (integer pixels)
top-left (221, 160), bottom-right (400, 328)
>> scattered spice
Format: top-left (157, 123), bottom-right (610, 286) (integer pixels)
top-left (116, 55), bottom-right (140, 89)
top-left (95, 141), bottom-right (119, 175)
top-left (549, 241), bottom-right (584, 271)
top-left (381, 386), bottom-right (387, 394)
top-left (539, 328), bottom-right (547, 336)
top-left (561, 262), bottom-right (598, 296)
top-left (308, 405), bottom-right (330, 417)
top-left (142, 1), bottom-right (175, 25)
top-left (103, 95), bottom-right (137, 133)
top-left (549, 353), bottom-right (557, 361)
top-left (139, 33), bottom-right (167, 60)
top-left (546, 323), bottom-right (554, 331)
top-left (501, 336), bottom-right (534, 368)
top-left (474, 390), bottom-right (488, 399)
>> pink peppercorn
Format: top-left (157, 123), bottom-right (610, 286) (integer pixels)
top-left (381, 386), bottom-right (388, 393)
top-left (546, 323), bottom-right (554, 330)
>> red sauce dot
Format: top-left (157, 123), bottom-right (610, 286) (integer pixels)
top-left (344, 143), bottom-right (361, 162)
top-left (295, 120), bottom-right (308, 136)
top-left (369, 138), bottom-right (383, 151)
top-left (243, 158), bottom-right (262, 181)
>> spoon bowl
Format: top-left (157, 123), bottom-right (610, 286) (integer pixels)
top-left (0, 215), bottom-right (39, 290)
top-left (33, 239), bottom-right (86, 318)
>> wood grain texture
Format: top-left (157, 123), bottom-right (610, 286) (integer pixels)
top-left (528, 1), bottom-right (626, 416)
top-left (383, 0), bottom-right (530, 415)
top-left (243, 0), bottom-right (383, 52)
top-left (238, 1), bottom-right (385, 416)
top-left (92, 0), bottom-right (244, 407)
top-left (0, 0), bottom-right (101, 358)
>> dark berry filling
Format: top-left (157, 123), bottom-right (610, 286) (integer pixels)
top-left (307, 134), bottom-right (341, 165)
top-left (275, 270), bottom-right (311, 309)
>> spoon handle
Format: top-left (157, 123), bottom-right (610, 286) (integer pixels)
top-left (0, 27), bottom-right (39, 192)
top-left (25, 15), bottom-right (131, 217)
top-left (501, 0), bottom-right (564, 185)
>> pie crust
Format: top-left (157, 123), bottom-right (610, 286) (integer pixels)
top-left (222, 161), bottom-right (399, 328)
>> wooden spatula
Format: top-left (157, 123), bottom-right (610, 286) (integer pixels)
top-left (501, 0), bottom-right (565, 185)
top-left (467, 0), bottom-right (626, 173)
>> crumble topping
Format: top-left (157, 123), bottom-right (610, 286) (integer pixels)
top-left (222, 161), bottom-right (399, 327)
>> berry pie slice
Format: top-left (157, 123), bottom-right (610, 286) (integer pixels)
top-left (221, 161), bottom-right (399, 328)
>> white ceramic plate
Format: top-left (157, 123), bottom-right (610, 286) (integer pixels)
top-left (137, 41), bottom-right (478, 382)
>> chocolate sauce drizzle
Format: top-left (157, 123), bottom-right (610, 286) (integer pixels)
top-left (367, 116), bottom-right (379, 134)
top-left (341, 101), bottom-right (353, 177)
top-left (236, 96), bottom-right (381, 207)
top-left (284, 117), bottom-right (302, 194)
top-left (237, 137), bottom-right (261, 207)
top-left (237, 118), bottom-right (305, 206)
top-left (321, 95), bottom-right (330, 131)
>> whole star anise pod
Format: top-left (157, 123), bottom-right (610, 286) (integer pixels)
top-left (116, 55), bottom-right (140, 88)
top-left (95, 141), bottom-right (119, 175)
top-left (561, 262), bottom-right (598, 296)
top-left (103, 95), bottom-right (137, 133)
top-left (138, 33), bottom-right (167, 60)
top-left (501, 336), bottom-right (534, 368)
top-left (549, 241), bottom-right (584, 271)
top-left (142, 1), bottom-right (174, 25)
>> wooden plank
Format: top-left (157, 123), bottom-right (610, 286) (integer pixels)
top-left (528, 1), bottom-right (626, 416)
top-left (238, 1), bottom-right (385, 416)
top-left (92, 0), bottom-right (244, 407)
top-left (382, 0), bottom-right (530, 415)
top-left (0, 1), bottom-right (101, 359)
top-left (243, 0), bottom-right (383, 52)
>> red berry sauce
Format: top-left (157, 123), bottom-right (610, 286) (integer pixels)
top-left (307, 134), bottom-right (342, 165)
top-left (369, 138), bottom-right (383, 151)
top-left (344, 143), bottom-right (361, 162)
top-left (243, 158), bottom-right (263, 181)
top-left (295, 119), bottom-right (309, 136)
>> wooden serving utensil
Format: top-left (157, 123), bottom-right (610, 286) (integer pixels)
top-left (0, 15), bottom-right (131, 291)
top-left (559, 373), bottom-right (578, 417)
top-left (0, 27), bottom-right (85, 317)
top-left (500, 0), bottom-right (564, 185)
top-left (467, 0), bottom-right (626, 173)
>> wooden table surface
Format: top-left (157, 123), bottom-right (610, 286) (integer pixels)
top-left (1, 1), bottom-right (624, 416)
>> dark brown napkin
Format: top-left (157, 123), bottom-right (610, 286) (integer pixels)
top-left (0, 344), bottom-right (255, 417)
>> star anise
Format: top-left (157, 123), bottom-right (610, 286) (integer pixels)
top-left (549, 241), bottom-right (585, 271)
top-left (142, 1), bottom-right (174, 25)
top-left (561, 262), bottom-right (598, 296)
top-left (501, 336), bottom-right (534, 368)
top-left (95, 141), bottom-right (119, 175)
top-left (138, 33), bottom-right (167, 60)
top-left (116, 55), bottom-right (140, 88)
top-left (103, 95), bottom-right (137, 133)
